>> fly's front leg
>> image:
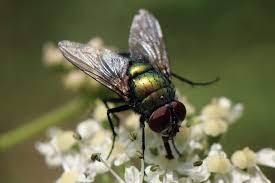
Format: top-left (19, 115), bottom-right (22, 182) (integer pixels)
top-left (106, 105), bottom-right (130, 159)
top-left (162, 136), bottom-right (174, 159)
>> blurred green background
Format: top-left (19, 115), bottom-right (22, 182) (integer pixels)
top-left (1, 0), bottom-right (274, 182)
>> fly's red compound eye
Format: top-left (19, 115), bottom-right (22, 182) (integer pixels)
top-left (148, 105), bottom-right (171, 133)
top-left (171, 101), bottom-right (186, 122)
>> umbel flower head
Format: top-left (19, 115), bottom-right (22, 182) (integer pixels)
top-left (36, 95), bottom-right (275, 183)
top-left (38, 37), bottom-right (275, 182)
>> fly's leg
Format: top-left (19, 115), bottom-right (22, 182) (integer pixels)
top-left (106, 105), bottom-right (130, 159)
top-left (162, 136), bottom-right (174, 159)
top-left (168, 105), bottom-right (182, 158)
top-left (102, 98), bottom-right (124, 125)
top-left (139, 116), bottom-right (146, 160)
top-left (172, 72), bottom-right (219, 87)
top-left (172, 138), bottom-right (182, 157)
top-left (140, 116), bottom-right (146, 177)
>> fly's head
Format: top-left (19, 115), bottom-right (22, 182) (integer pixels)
top-left (148, 101), bottom-right (186, 139)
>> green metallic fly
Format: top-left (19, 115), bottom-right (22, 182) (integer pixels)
top-left (58, 9), bottom-right (218, 160)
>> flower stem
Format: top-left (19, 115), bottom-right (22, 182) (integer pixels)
top-left (0, 97), bottom-right (90, 151)
top-left (100, 158), bottom-right (125, 183)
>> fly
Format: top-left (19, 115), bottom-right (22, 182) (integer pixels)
top-left (58, 9), bottom-right (219, 160)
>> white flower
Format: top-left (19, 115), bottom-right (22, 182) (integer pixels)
top-left (36, 141), bottom-right (62, 166)
top-left (206, 144), bottom-right (232, 174)
top-left (76, 119), bottom-right (101, 140)
top-left (231, 147), bottom-right (257, 169)
top-left (177, 161), bottom-right (210, 182)
top-left (230, 168), bottom-right (250, 183)
top-left (37, 94), bottom-right (274, 183)
top-left (247, 166), bottom-right (271, 183)
top-left (124, 166), bottom-right (141, 183)
top-left (256, 148), bottom-right (275, 168)
top-left (201, 97), bottom-right (243, 124)
top-left (145, 166), bottom-right (179, 183)
top-left (206, 154), bottom-right (231, 174)
top-left (36, 129), bottom-right (77, 166)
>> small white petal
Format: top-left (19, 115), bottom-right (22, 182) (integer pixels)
top-left (177, 161), bottom-right (210, 182)
top-left (208, 143), bottom-right (223, 156)
top-left (77, 173), bottom-right (95, 183)
top-left (218, 97), bottom-right (232, 109)
top-left (178, 177), bottom-right (193, 183)
top-left (230, 168), bottom-right (250, 183)
top-left (163, 171), bottom-right (178, 183)
top-left (77, 119), bottom-right (101, 140)
top-left (88, 161), bottom-right (109, 174)
top-left (35, 142), bottom-right (55, 157)
top-left (247, 166), bottom-right (271, 183)
top-left (45, 154), bottom-right (63, 167)
top-left (189, 140), bottom-right (204, 150)
top-left (113, 153), bottom-right (130, 166)
top-left (257, 148), bottom-right (275, 168)
top-left (145, 166), bottom-right (163, 183)
top-left (124, 166), bottom-right (141, 183)
top-left (213, 173), bottom-right (230, 183)
top-left (228, 103), bottom-right (244, 123)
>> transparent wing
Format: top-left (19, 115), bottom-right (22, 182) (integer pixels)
top-left (58, 40), bottom-right (130, 98)
top-left (129, 9), bottom-right (170, 77)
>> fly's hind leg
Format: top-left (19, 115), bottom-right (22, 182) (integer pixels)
top-left (102, 98), bottom-right (124, 125)
top-left (172, 72), bottom-right (219, 87)
top-left (106, 105), bottom-right (130, 159)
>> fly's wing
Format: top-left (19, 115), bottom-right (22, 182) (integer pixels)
top-left (58, 40), bottom-right (130, 98)
top-left (129, 9), bottom-right (171, 78)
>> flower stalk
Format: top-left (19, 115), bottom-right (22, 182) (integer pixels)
top-left (0, 97), bottom-right (90, 151)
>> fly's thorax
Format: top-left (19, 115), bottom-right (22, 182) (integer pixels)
top-left (129, 62), bottom-right (153, 78)
top-left (128, 62), bottom-right (175, 117)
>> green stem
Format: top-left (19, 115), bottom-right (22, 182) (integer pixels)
top-left (0, 97), bottom-right (90, 151)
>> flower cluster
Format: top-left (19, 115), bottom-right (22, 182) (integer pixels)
top-left (36, 96), bottom-right (275, 183)
top-left (39, 38), bottom-right (274, 182)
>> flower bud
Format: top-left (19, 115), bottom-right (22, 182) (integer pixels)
top-left (206, 154), bottom-right (231, 174)
top-left (203, 119), bottom-right (228, 137)
top-left (231, 147), bottom-right (256, 169)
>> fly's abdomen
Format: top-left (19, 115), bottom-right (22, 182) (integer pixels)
top-left (129, 62), bottom-right (175, 116)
